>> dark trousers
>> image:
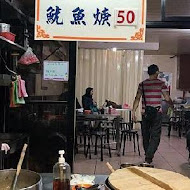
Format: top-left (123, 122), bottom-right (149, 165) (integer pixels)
top-left (141, 112), bottom-right (162, 163)
top-left (186, 129), bottom-right (190, 158)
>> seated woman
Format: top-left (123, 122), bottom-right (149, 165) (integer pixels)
top-left (82, 87), bottom-right (98, 112)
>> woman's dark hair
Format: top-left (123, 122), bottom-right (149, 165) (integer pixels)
top-left (148, 64), bottom-right (159, 75)
top-left (85, 87), bottom-right (93, 97)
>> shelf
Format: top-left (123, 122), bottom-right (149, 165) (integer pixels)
top-left (0, 36), bottom-right (26, 52)
top-left (26, 100), bottom-right (68, 104)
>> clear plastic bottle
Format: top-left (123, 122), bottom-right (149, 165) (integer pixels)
top-left (53, 150), bottom-right (71, 190)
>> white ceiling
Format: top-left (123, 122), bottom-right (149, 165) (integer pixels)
top-left (145, 29), bottom-right (190, 55)
top-left (79, 28), bottom-right (190, 55)
top-left (78, 0), bottom-right (190, 55)
top-left (78, 41), bottom-right (159, 51)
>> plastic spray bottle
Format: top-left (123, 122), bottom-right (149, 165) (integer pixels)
top-left (53, 150), bottom-right (71, 190)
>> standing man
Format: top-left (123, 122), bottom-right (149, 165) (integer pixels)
top-left (132, 64), bottom-right (173, 165)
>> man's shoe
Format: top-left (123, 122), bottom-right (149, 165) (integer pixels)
top-left (188, 158), bottom-right (190, 164)
top-left (145, 158), bottom-right (152, 164)
top-left (139, 162), bottom-right (154, 168)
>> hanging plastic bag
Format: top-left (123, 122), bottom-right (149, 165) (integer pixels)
top-left (18, 47), bottom-right (40, 65)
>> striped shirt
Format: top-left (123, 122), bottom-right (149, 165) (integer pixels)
top-left (138, 79), bottom-right (169, 109)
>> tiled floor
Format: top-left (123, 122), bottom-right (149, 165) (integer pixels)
top-left (73, 127), bottom-right (190, 178)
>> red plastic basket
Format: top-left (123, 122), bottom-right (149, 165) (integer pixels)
top-left (0, 32), bottom-right (16, 42)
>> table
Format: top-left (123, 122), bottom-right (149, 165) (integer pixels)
top-left (169, 106), bottom-right (190, 136)
top-left (77, 110), bottom-right (132, 156)
top-left (41, 173), bottom-right (108, 190)
top-left (77, 113), bottom-right (121, 155)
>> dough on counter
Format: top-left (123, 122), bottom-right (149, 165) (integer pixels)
top-left (108, 166), bottom-right (190, 190)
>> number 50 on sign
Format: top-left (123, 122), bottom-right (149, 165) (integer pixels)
top-left (115, 9), bottom-right (138, 26)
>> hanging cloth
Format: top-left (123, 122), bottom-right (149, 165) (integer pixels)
top-left (10, 76), bottom-right (27, 107)
top-left (14, 80), bottom-right (25, 104)
top-left (18, 76), bottom-right (28, 98)
top-left (10, 82), bottom-right (18, 108)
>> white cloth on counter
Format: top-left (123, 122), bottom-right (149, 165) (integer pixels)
top-left (70, 174), bottom-right (95, 186)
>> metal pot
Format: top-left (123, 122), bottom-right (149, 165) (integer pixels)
top-left (105, 178), bottom-right (114, 190)
top-left (0, 23), bottom-right (10, 32)
top-left (0, 169), bottom-right (42, 190)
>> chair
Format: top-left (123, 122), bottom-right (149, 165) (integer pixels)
top-left (85, 119), bottom-right (112, 161)
top-left (0, 151), bottom-right (4, 170)
top-left (75, 120), bottom-right (90, 155)
top-left (166, 106), bottom-right (186, 138)
top-left (80, 119), bottom-right (98, 160)
top-left (101, 120), bottom-right (116, 141)
top-left (183, 110), bottom-right (190, 134)
top-left (121, 122), bottom-right (140, 156)
top-left (168, 116), bottom-right (182, 137)
top-left (93, 126), bottom-right (112, 161)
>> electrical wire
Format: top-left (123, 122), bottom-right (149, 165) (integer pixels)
top-left (0, 54), bottom-right (17, 75)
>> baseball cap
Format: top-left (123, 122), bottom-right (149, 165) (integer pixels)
top-left (148, 64), bottom-right (159, 75)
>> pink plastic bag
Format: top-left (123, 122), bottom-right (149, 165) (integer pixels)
top-left (111, 108), bottom-right (119, 115)
top-left (122, 103), bottom-right (130, 109)
top-left (18, 47), bottom-right (39, 65)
